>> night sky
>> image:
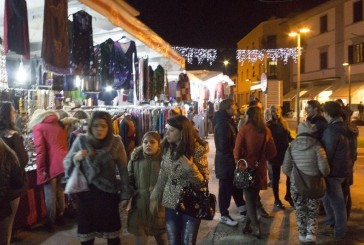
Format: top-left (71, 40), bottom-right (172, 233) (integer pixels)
top-left (125, 0), bottom-right (328, 72)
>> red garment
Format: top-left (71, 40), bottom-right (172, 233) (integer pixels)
top-left (33, 115), bottom-right (68, 185)
top-left (233, 123), bottom-right (277, 190)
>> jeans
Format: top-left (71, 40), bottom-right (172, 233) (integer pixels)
top-left (165, 208), bottom-right (201, 245)
top-left (218, 179), bottom-right (245, 216)
top-left (323, 177), bottom-right (347, 238)
top-left (0, 197), bottom-right (20, 245)
top-left (44, 176), bottom-right (65, 223)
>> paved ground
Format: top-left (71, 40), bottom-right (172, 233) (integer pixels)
top-left (11, 135), bottom-right (364, 245)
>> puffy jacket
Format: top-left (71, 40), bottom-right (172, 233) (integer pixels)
top-left (30, 111), bottom-right (68, 185)
top-left (321, 118), bottom-right (351, 178)
top-left (213, 110), bottom-right (236, 179)
top-left (283, 130), bottom-right (330, 183)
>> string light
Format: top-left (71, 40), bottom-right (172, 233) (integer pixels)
top-left (0, 42), bottom-right (7, 89)
top-left (236, 48), bottom-right (299, 65)
top-left (173, 46), bottom-right (217, 65)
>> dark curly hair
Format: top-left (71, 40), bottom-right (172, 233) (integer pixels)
top-left (0, 101), bottom-right (16, 136)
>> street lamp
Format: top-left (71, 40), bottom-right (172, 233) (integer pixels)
top-left (223, 60), bottom-right (229, 75)
top-left (343, 62), bottom-right (351, 108)
top-left (289, 28), bottom-right (310, 127)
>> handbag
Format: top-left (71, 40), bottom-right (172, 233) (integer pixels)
top-left (64, 162), bottom-right (89, 194)
top-left (234, 132), bottom-right (266, 189)
top-left (289, 148), bottom-right (326, 199)
top-left (176, 181), bottom-right (216, 220)
top-left (233, 159), bottom-right (258, 189)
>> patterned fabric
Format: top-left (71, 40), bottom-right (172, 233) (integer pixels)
top-left (291, 184), bottom-right (320, 237)
top-left (153, 65), bottom-right (165, 99)
top-left (150, 148), bottom-right (205, 210)
top-left (41, 0), bottom-right (70, 74)
top-left (94, 39), bottom-right (114, 87)
top-left (71, 11), bottom-right (95, 76)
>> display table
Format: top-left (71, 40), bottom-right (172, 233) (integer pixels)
top-left (13, 169), bottom-right (47, 230)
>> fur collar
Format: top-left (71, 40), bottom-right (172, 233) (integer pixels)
top-left (29, 110), bottom-right (58, 129)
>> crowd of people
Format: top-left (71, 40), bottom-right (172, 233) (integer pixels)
top-left (0, 96), bottom-right (359, 245)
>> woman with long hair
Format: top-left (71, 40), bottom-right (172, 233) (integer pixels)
top-left (64, 111), bottom-right (133, 245)
top-left (266, 105), bottom-right (294, 209)
top-left (150, 115), bottom-right (206, 245)
top-left (234, 106), bottom-right (276, 238)
top-left (0, 102), bottom-right (28, 244)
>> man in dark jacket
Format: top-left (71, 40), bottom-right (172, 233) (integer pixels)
top-left (321, 101), bottom-right (351, 240)
top-left (214, 99), bottom-right (246, 226)
top-left (305, 100), bottom-right (327, 140)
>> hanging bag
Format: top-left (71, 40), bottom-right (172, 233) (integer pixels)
top-left (64, 162), bottom-right (89, 194)
top-left (289, 148), bottom-right (326, 199)
top-left (234, 132), bottom-right (266, 189)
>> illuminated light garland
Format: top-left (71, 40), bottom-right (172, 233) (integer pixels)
top-left (173, 46), bottom-right (217, 65)
top-left (236, 47), bottom-right (300, 65)
top-left (0, 43), bottom-right (8, 89)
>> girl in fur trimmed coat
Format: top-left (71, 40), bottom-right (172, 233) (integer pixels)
top-left (127, 131), bottom-right (167, 245)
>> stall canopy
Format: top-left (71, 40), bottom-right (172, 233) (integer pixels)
top-left (330, 82), bottom-right (364, 104)
top-left (0, 0), bottom-right (185, 72)
top-left (300, 84), bottom-right (332, 100)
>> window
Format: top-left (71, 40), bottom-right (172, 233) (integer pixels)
top-left (354, 0), bottom-right (363, 23)
top-left (348, 43), bottom-right (364, 64)
top-left (266, 35), bottom-right (277, 49)
top-left (320, 52), bottom-right (328, 69)
top-left (268, 61), bottom-right (277, 78)
top-left (320, 15), bottom-right (328, 33)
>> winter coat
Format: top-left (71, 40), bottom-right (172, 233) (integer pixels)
top-left (127, 146), bottom-right (165, 236)
top-left (29, 111), bottom-right (68, 185)
top-left (307, 114), bottom-right (327, 140)
top-left (267, 120), bottom-right (292, 165)
top-left (345, 122), bottom-right (359, 185)
top-left (150, 147), bottom-right (205, 210)
top-left (0, 140), bottom-right (24, 219)
top-left (234, 123), bottom-right (277, 190)
top-left (1, 130), bottom-right (29, 200)
top-left (213, 110), bottom-right (236, 179)
top-left (64, 134), bottom-right (133, 199)
top-left (321, 118), bottom-right (351, 178)
top-left (194, 138), bottom-right (210, 181)
top-left (282, 123), bottom-right (330, 187)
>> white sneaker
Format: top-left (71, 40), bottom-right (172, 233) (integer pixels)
top-left (236, 214), bottom-right (247, 222)
top-left (219, 215), bottom-right (238, 226)
top-left (306, 234), bottom-right (316, 243)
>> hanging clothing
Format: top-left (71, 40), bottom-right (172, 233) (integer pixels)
top-left (4, 0), bottom-right (30, 60)
top-left (109, 41), bottom-right (138, 90)
top-left (153, 65), bottom-right (165, 99)
top-left (41, 0), bottom-right (70, 74)
top-left (147, 66), bottom-right (154, 101)
top-left (71, 11), bottom-right (95, 76)
top-left (95, 39), bottom-right (114, 87)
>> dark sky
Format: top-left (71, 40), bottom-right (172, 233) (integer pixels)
top-left (125, 0), bottom-right (328, 71)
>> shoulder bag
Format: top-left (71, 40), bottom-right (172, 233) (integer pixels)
top-left (176, 180), bottom-right (216, 220)
top-left (64, 162), bottom-right (89, 194)
top-left (234, 132), bottom-right (266, 189)
top-left (289, 147), bottom-right (326, 199)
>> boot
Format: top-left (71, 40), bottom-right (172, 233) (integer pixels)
top-left (242, 220), bottom-right (252, 234)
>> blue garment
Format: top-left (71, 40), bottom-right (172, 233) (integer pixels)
top-left (218, 179), bottom-right (245, 217)
top-left (165, 208), bottom-right (201, 245)
top-left (323, 177), bottom-right (347, 238)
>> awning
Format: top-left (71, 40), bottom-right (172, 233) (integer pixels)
top-left (79, 0), bottom-right (185, 69)
top-left (300, 85), bottom-right (332, 100)
top-left (330, 82), bottom-right (364, 104)
top-left (283, 90), bottom-right (297, 101)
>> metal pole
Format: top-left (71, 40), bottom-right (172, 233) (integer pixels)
top-left (296, 34), bottom-right (301, 127)
top-left (348, 64), bottom-right (351, 109)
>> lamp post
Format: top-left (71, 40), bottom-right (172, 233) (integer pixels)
top-left (223, 60), bottom-right (229, 75)
top-left (343, 62), bottom-right (351, 108)
top-left (289, 28), bottom-right (310, 127)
